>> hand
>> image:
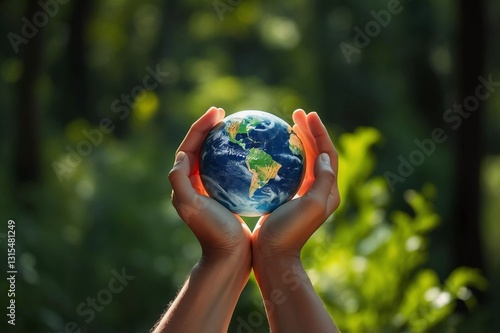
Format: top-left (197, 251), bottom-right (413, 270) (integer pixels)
top-left (250, 109), bottom-right (340, 333)
top-left (168, 106), bottom-right (252, 258)
top-left (252, 109), bottom-right (340, 264)
top-left (156, 108), bottom-right (339, 333)
top-left (156, 107), bottom-right (253, 333)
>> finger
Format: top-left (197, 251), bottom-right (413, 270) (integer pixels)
top-left (292, 109), bottom-right (317, 156)
top-left (293, 123), bottom-right (315, 189)
top-left (168, 152), bottom-right (200, 212)
top-left (176, 106), bottom-right (223, 170)
top-left (306, 153), bottom-right (340, 217)
top-left (169, 151), bottom-right (193, 200)
top-left (176, 106), bottom-right (221, 155)
top-left (217, 107), bottom-right (226, 119)
top-left (291, 109), bottom-right (306, 127)
top-left (292, 124), bottom-right (316, 158)
top-left (306, 112), bottom-right (338, 175)
top-left (293, 112), bottom-right (317, 196)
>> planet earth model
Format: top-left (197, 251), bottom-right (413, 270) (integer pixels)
top-left (199, 110), bottom-right (306, 216)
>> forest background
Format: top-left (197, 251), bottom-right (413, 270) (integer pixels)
top-left (1, 0), bottom-right (499, 332)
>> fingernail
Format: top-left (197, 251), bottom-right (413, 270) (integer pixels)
top-left (174, 151), bottom-right (186, 165)
top-left (320, 153), bottom-right (330, 164)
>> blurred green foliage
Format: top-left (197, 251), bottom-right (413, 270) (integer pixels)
top-left (302, 128), bottom-right (488, 332)
top-left (1, 0), bottom-right (500, 332)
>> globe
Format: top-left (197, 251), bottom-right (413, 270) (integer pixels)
top-left (199, 110), bottom-right (306, 216)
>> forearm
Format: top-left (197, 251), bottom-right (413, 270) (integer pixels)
top-left (153, 251), bottom-right (251, 333)
top-left (254, 255), bottom-right (339, 333)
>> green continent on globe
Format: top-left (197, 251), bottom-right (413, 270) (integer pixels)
top-left (245, 148), bottom-right (282, 198)
top-left (226, 118), bottom-right (260, 149)
top-left (200, 110), bottom-right (305, 216)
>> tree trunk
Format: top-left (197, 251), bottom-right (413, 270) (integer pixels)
top-left (13, 0), bottom-right (44, 189)
top-left (452, 0), bottom-right (485, 275)
top-left (63, 0), bottom-right (94, 124)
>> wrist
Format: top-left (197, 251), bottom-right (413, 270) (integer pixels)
top-left (253, 251), bottom-right (302, 279)
top-left (202, 235), bottom-right (251, 255)
top-left (201, 247), bottom-right (251, 264)
top-left (252, 235), bottom-right (301, 272)
top-left (200, 227), bottom-right (252, 259)
top-left (200, 244), bottom-right (252, 272)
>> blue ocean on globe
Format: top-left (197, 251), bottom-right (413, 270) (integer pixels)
top-left (199, 110), bottom-right (306, 216)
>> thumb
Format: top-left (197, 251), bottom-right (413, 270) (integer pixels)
top-left (307, 153), bottom-right (338, 215)
top-left (168, 151), bottom-right (197, 207)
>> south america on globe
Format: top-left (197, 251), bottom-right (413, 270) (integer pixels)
top-left (199, 110), bottom-right (306, 216)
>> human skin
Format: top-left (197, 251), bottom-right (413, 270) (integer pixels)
top-left (251, 110), bottom-right (340, 333)
top-left (152, 107), bottom-right (340, 333)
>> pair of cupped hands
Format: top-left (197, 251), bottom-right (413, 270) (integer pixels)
top-left (168, 107), bottom-right (340, 267)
